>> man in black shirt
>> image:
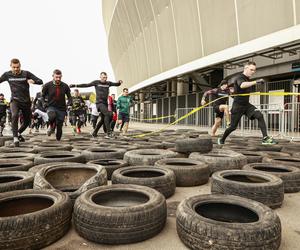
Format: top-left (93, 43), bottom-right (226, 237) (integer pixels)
top-left (201, 80), bottom-right (232, 136)
top-left (70, 72), bottom-right (122, 138)
top-left (218, 61), bottom-right (277, 145)
top-left (29, 92), bottom-right (48, 133)
top-left (42, 69), bottom-right (72, 141)
top-left (69, 89), bottom-right (86, 134)
top-left (0, 94), bottom-right (9, 137)
top-left (0, 58), bottom-right (43, 146)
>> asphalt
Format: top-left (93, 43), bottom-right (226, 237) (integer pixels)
top-left (14, 123), bottom-right (300, 250)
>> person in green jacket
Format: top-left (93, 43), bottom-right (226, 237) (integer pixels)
top-left (116, 88), bottom-right (133, 135)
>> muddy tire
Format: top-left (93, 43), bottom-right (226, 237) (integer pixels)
top-left (111, 166), bottom-right (176, 198)
top-left (263, 157), bottom-right (300, 168)
top-left (82, 147), bottom-right (126, 161)
top-left (0, 146), bottom-right (35, 153)
top-left (0, 171), bottom-right (34, 192)
top-left (73, 184), bottom-right (167, 244)
top-left (155, 158), bottom-right (209, 187)
top-left (176, 194), bottom-right (281, 250)
top-left (211, 170), bottom-right (284, 208)
top-left (243, 163), bottom-right (300, 193)
top-left (87, 159), bottom-right (129, 180)
top-left (237, 151), bottom-right (264, 163)
top-left (0, 159), bottom-right (33, 172)
top-left (0, 189), bottom-right (72, 249)
top-left (124, 149), bottom-right (178, 166)
top-left (0, 153), bottom-right (35, 161)
top-left (175, 136), bottom-right (213, 154)
top-left (189, 149), bottom-right (247, 173)
top-left (34, 163), bottom-right (107, 201)
top-left (34, 151), bottom-right (85, 165)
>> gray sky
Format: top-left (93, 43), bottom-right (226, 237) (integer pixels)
top-left (0, 0), bottom-right (115, 99)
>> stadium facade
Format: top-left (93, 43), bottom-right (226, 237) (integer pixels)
top-left (102, 0), bottom-right (300, 128)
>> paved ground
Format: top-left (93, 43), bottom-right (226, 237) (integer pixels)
top-left (13, 122), bottom-right (299, 250)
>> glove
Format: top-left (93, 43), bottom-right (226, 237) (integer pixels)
top-left (256, 79), bottom-right (265, 85)
top-left (201, 100), bottom-right (206, 106)
top-left (69, 84), bottom-right (76, 88)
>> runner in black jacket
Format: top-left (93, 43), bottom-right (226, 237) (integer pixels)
top-left (0, 58), bottom-right (43, 146)
top-left (70, 72), bottom-right (122, 138)
top-left (42, 69), bottom-right (72, 141)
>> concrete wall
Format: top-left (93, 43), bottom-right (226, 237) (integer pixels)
top-left (102, 0), bottom-right (299, 91)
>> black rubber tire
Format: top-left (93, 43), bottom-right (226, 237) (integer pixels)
top-left (87, 159), bottom-right (129, 180)
top-left (263, 156), bottom-right (300, 168)
top-left (82, 147), bottom-right (126, 161)
top-left (0, 136), bottom-right (13, 146)
top-left (73, 184), bottom-right (167, 244)
top-left (189, 149), bottom-right (247, 174)
top-left (34, 151), bottom-right (85, 165)
top-left (0, 189), bottom-right (72, 249)
top-left (281, 145), bottom-right (300, 154)
top-left (224, 145), bottom-right (258, 151)
top-left (124, 149), bottom-right (178, 166)
top-left (0, 153), bottom-right (35, 161)
top-left (133, 141), bottom-right (165, 149)
top-left (258, 151), bottom-right (290, 158)
top-left (254, 144), bottom-right (282, 152)
top-left (0, 146), bottom-right (35, 153)
top-left (111, 166), bottom-right (176, 198)
top-left (32, 145), bottom-right (73, 153)
top-left (0, 159), bottom-right (33, 172)
top-left (243, 163), bottom-right (300, 193)
top-left (0, 171), bottom-right (34, 192)
top-left (211, 170), bottom-right (284, 208)
top-left (155, 158), bottom-right (209, 187)
top-left (33, 163), bottom-right (107, 201)
top-left (237, 151), bottom-right (263, 163)
top-left (176, 194), bottom-right (281, 250)
top-left (175, 135), bottom-right (213, 154)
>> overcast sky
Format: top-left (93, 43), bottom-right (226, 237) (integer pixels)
top-left (0, 0), bottom-right (115, 99)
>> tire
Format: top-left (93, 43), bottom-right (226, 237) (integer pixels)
top-left (211, 170), bottom-right (284, 208)
top-left (111, 166), bottom-right (176, 198)
top-left (243, 163), bottom-right (300, 193)
top-left (176, 194), bottom-right (281, 250)
top-left (133, 141), bottom-right (165, 149)
top-left (254, 144), bottom-right (282, 152)
top-left (224, 145), bottom-right (258, 152)
top-left (0, 171), bottom-right (34, 192)
top-left (87, 159), bottom-right (129, 180)
top-left (34, 151), bottom-right (85, 165)
top-left (155, 158), bottom-right (209, 187)
top-left (0, 153), bottom-right (35, 161)
top-left (0, 189), bottom-right (72, 249)
top-left (73, 184), bottom-right (167, 244)
top-left (189, 149), bottom-right (247, 174)
top-left (237, 151), bottom-right (263, 163)
top-left (281, 145), bottom-right (299, 154)
top-left (33, 145), bottom-right (73, 153)
top-left (0, 136), bottom-right (12, 147)
top-left (258, 151), bottom-right (290, 158)
top-left (263, 156), bottom-right (300, 168)
top-left (124, 149), bottom-right (178, 166)
top-left (82, 147), bottom-right (126, 161)
top-left (0, 159), bottom-right (33, 172)
top-left (34, 163), bottom-right (107, 201)
top-left (0, 146), bottom-right (35, 153)
top-left (175, 135), bottom-right (213, 154)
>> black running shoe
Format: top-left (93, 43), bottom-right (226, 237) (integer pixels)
top-left (18, 135), bottom-right (25, 142)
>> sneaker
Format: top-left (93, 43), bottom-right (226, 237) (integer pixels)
top-left (104, 133), bottom-right (114, 139)
top-left (76, 127), bottom-right (81, 134)
top-left (47, 127), bottom-right (54, 136)
top-left (217, 138), bottom-right (224, 145)
top-left (13, 137), bottom-right (20, 147)
top-left (262, 136), bottom-right (278, 145)
top-left (115, 123), bottom-right (120, 129)
top-left (18, 135), bottom-right (25, 142)
top-left (226, 123), bottom-right (231, 129)
top-left (90, 131), bottom-right (97, 138)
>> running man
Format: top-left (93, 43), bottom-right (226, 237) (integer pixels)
top-left (0, 94), bottom-right (9, 137)
top-left (218, 61), bottom-right (277, 145)
top-left (69, 72), bottom-right (122, 138)
top-left (69, 89), bottom-right (86, 134)
top-left (201, 80), bottom-right (232, 136)
top-left (0, 58), bottom-right (43, 146)
top-left (116, 88), bottom-right (133, 135)
top-left (42, 69), bottom-right (72, 141)
top-left (29, 92), bottom-right (48, 133)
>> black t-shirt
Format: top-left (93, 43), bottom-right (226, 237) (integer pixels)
top-left (0, 70), bottom-right (43, 103)
top-left (229, 73), bottom-right (251, 105)
top-left (42, 81), bottom-right (72, 111)
top-left (33, 92), bottom-right (47, 112)
top-left (71, 96), bottom-right (85, 111)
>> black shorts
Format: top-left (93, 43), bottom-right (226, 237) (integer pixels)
top-left (118, 112), bottom-right (130, 123)
top-left (231, 103), bottom-right (257, 120)
top-left (213, 105), bottom-right (224, 119)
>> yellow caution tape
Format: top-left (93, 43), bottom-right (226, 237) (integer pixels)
top-left (129, 91), bottom-right (300, 138)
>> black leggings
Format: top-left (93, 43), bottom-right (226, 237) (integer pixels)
top-left (94, 103), bottom-right (112, 135)
top-left (221, 103), bottom-right (267, 142)
top-left (10, 101), bottom-right (31, 137)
